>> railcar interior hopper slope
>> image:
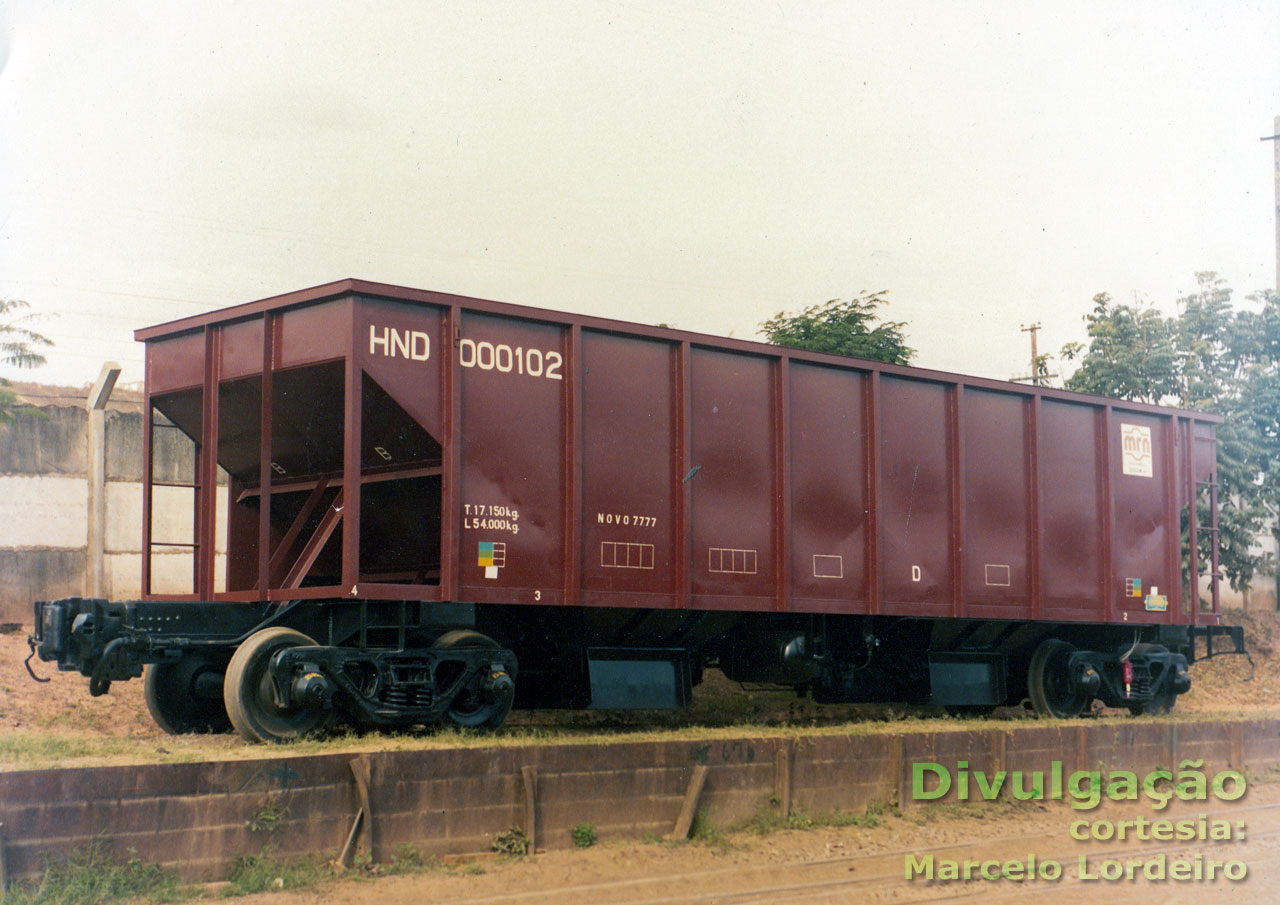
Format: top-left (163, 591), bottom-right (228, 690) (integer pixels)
top-left (29, 280), bottom-right (1247, 741)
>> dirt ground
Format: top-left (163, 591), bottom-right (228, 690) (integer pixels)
top-left (227, 780), bottom-right (1280, 904)
top-left (0, 623), bottom-right (153, 738)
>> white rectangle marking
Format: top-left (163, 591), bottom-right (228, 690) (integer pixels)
top-left (812, 554), bottom-right (844, 579)
top-left (601, 541), bottom-right (656, 570)
top-left (708, 547), bottom-right (758, 574)
top-left (984, 564), bottom-right (1012, 587)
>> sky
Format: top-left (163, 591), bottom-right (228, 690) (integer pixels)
top-left (1, 0), bottom-right (1278, 390)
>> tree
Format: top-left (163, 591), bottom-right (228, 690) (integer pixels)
top-left (0, 298), bottom-right (54, 424)
top-left (1059, 274), bottom-right (1273, 594)
top-left (1234, 290), bottom-right (1280, 599)
top-left (1060, 293), bottom-right (1179, 404)
top-left (759, 291), bottom-right (914, 364)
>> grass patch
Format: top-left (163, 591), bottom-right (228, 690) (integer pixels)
top-left (741, 796), bottom-right (901, 835)
top-left (0, 730), bottom-right (246, 772)
top-left (224, 850), bottom-right (328, 896)
top-left (8, 704), bottom-right (1280, 775)
top-left (908, 796), bottom-right (1042, 825)
top-left (0, 733), bottom-right (141, 769)
top-left (687, 811), bottom-right (731, 850)
top-left (2, 838), bottom-right (183, 905)
top-left (385, 842), bottom-right (439, 875)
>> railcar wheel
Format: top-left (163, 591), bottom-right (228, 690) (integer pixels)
top-left (144, 656), bottom-right (232, 734)
top-left (432, 630), bottom-right (514, 731)
top-left (1027, 639), bottom-right (1089, 718)
top-left (223, 627), bottom-right (329, 743)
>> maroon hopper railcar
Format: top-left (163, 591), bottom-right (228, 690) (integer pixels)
top-left (30, 280), bottom-right (1245, 740)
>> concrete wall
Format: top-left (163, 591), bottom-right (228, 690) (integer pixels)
top-left (1236, 528), bottom-right (1279, 611)
top-left (0, 394), bottom-right (225, 624)
top-left (1, 719), bottom-right (1275, 883)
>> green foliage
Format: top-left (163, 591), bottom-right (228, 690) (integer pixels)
top-left (224, 850), bottom-right (325, 895)
top-left (1062, 274), bottom-right (1280, 592)
top-left (743, 796), bottom-right (900, 835)
top-left (387, 842), bottom-right (438, 874)
top-left (1061, 293), bottom-right (1179, 403)
top-left (1, 297), bottom-right (54, 425)
top-left (570, 822), bottom-right (598, 848)
top-left (687, 810), bottom-right (729, 848)
top-left (760, 291), bottom-right (913, 364)
top-left (490, 826), bottom-right (530, 856)
top-left (3, 838), bottom-right (181, 905)
top-left (0, 298), bottom-right (52, 369)
top-left (246, 797), bottom-right (287, 834)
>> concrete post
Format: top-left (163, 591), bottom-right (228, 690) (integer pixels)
top-left (86, 363), bottom-right (121, 599)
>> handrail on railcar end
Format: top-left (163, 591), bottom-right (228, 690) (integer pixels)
top-left (1189, 624), bottom-right (1255, 680)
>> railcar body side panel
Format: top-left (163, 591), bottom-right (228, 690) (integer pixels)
top-left (962, 388), bottom-right (1031, 617)
top-left (878, 376), bottom-right (954, 618)
top-left (457, 312), bottom-right (568, 605)
top-left (134, 280), bottom-right (1223, 627)
top-left (580, 333), bottom-right (678, 606)
top-left (690, 348), bottom-right (778, 610)
top-left (788, 363), bottom-right (869, 612)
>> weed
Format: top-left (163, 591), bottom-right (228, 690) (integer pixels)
top-left (246, 797), bottom-right (288, 834)
top-left (491, 826), bottom-right (530, 857)
top-left (741, 796), bottom-right (901, 835)
top-left (1, 837), bottom-right (181, 905)
top-left (913, 796), bottom-right (1037, 823)
top-left (570, 822), bottom-right (597, 848)
top-left (1240, 762), bottom-right (1280, 786)
top-left (687, 810), bottom-right (730, 849)
top-left (224, 850), bottom-right (327, 895)
top-left (387, 842), bottom-right (438, 875)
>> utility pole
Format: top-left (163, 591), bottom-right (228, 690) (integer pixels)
top-left (1010, 322), bottom-right (1057, 386)
top-left (1261, 117), bottom-right (1280, 611)
top-left (1022, 322), bottom-right (1041, 384)
top-left (1264, 115), bottom-right (1280, 292)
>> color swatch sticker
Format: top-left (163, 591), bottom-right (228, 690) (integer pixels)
top-left (478, 541), bottom-right (506, 580)
top-left (1124, 578), bottom-right (1143, 598)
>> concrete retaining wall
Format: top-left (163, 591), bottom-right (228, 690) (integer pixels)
top-left (2, 719), bottom-right (1277, 884)
top-left (0, 392), bottom-right (227, 623)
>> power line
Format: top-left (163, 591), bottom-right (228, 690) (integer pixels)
top-left (1, 278), bottom-right (223, 310)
